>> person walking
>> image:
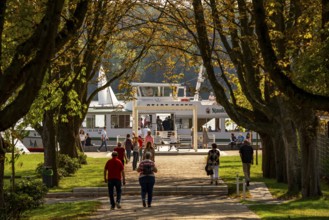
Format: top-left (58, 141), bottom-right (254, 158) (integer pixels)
top-left (144, 131), bottom-right (154, 147)
top-left (98, 127), bottom-right (108, 152)
top-left (124, 134), bottom-right (133, 162)
top-left (137, 152), bottom-right (158, 208)
top-left (132, 137), bottom-right (139, 170)
top-left (104, 151), bottom-right (125, 210)
top-left (114, 142), bottom-right (128, 185)
top-left (206, 143), bottom-right (220, 185)
top-left (236, 133), bottom-right (245, 147)
top-left (114, 142), bottom-right (128, 166)
top-left (239, 140), bottom-right (254, 186)
top-left (143, 142), bottom-right (155, 162)
top-left (229, 133), bottom-right (237, 149)
top-left (202, 127), bottom-right (209, 149)
top-left (138, 135), bottom-right (144, 162)
top-left (246, 132), bottom-right (251, 143)
top-left (156, 116), bottom-right (163, 131)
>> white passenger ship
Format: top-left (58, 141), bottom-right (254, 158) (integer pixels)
top-left (23, 67), bottom-right (256, 150)
top-left (82, 67), bottom-right (245, 151)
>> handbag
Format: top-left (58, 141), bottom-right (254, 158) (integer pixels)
top-left (205, 164), bottom-right (214, 176)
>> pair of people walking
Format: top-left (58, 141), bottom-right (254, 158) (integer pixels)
top-left (104, 149), bottom-right (157, 209)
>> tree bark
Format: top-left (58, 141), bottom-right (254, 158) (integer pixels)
top-left (259, 132), bottom-right (276, 178)
top-left (272, 131), bottom-right (287, 183)
top-left (278, 98), bottom-right (301, 194)
top-left (298, 112), bottom-right (322, 197)
top-left (58, 117), bottom-right (79, 158)
top-left (42, 110), bottom-right (59, 186)
top-left (0, 134), bottom-right (6, 212)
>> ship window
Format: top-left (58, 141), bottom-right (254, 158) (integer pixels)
top-left (85, 117), bottom-right (94, 128)
top-left (95, 115), bottom-right (105, 128)
top-left (163, 87), bottom-right (171, 96)
top-left (141, 87), bottom-right (156, 97)
top-left (111, 115), bottom-right (131, 128)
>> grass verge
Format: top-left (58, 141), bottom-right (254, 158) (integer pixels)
top-left (22, 201), bottom-right (101, 220)
top-left (220, 155), bottom-right (329, 219)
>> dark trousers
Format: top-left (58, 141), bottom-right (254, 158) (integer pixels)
top-left (139, 176), bottom-right (155, 205)
top-left (126, 149), bottom-right (131, 161)
top-left (98, 140), bottom-right (107, 151)
top-left (108, 179), bottom-right (122, 207)
top-left (132, 151), bottom-right (139, 170)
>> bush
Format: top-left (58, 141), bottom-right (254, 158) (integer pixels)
top-left (58, 154), bottom-right (80, 176)
top-left (35, 154), bottom-right (81, 179)
top-left (78, 152), bottom-right (88, 165)
top-left (4, 179), bottom-right (48, 219)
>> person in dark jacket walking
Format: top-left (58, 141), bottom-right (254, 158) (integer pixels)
top-left (239, 140), bottom-right (254, 186)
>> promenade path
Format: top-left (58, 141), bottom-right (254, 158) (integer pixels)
top-left (46, 150), bottom-right (265, 219)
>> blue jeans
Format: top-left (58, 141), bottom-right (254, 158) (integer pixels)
top-left (132, 151), bottom-right (139, 170)
top-left (108, 179), bottom-right (122, 207)
top-left (139, 176), bottom-right (155, 206)
top-left (98, 140), bottom-right (107, 151)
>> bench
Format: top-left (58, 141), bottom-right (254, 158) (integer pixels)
top-left (154, 142), bottom-right (181, 151)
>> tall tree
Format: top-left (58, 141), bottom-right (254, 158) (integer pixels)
top-left (252, 0), bottom-right (323, 197)
top-left (0, 0), bottom-right (89, 209)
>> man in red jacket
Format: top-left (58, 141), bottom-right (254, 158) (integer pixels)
top-left (104, 151), bottom-right (125, 209)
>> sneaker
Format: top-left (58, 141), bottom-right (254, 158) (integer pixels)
top-left (215, 181), bottom-right (218, 185)
top-left (97, 149), bottom-right (100, 152)
top-left (111, 206), bottom-right (115, 210)
top-left (116, 202), bottom-right (121, 209)
top-left (142, 200), bottom-right (146, 207)
top-left (148, 204), bottom-right (151, 208)
top-left (210, 181), bottom-right (213, 185)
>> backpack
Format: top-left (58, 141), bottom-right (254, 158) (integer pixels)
top-left (125, 139), bottom-right (133, 150)
top-left (142, 163), bottom-right (153, 175)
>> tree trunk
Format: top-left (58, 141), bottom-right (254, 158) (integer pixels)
top-left (58, 116), bottom-right (79, 158)
top-left (42, 110), bottom-right (59, 186)
top-left (259, 132), bottom-right (276, 178)
top-left (278, 98), bottom-right (301, 194)
top-left (272, 131), bottom-right (287, 183)
top-left (298, 113), bottom-right (322, 197)
top-left (0, 134), bottom-right (6, 213)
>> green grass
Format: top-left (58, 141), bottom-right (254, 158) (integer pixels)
top-left (4, 154), bottom-right (44, 177)
top-left (220, 155), bottom-right (329, 219)
top-left (249, 198), bottom-right (329, 219)
top-left (50, 157), bottom-right (108, 192)
top-left (4, 154), bottom-right (108, 192)
top-left (22, 201), bottom-right (101, 220)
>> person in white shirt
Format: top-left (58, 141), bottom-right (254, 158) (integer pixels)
top-left (97, 127), bottom-right (108, 152)
top-left (137, 127), bottom-right (143, 137)
top-left (79, 129), bottom-right (86, 147)
top-left (168, 132), bottom-right (178, 151)
top-left (154, 131), bottom-right (163, 150)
